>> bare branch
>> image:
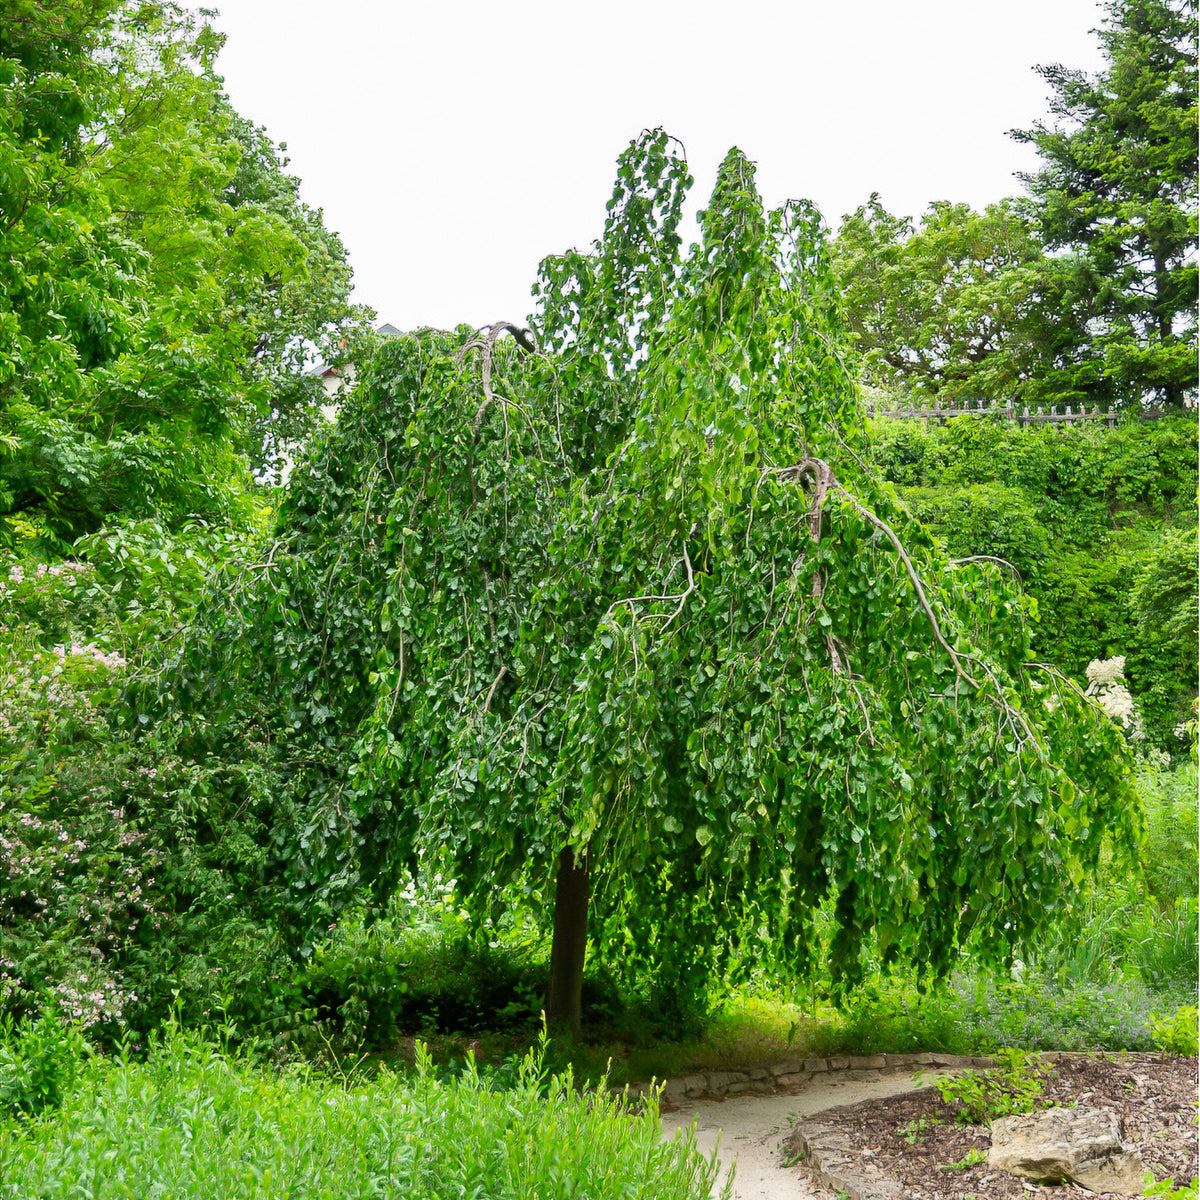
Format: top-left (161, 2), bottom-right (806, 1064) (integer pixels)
top-left (483, 664), bottom-right (508, 713)
top-left (952, 554), bottom-right (1024, 584)
top-left (823, 476), bottom-right (980, 691)
top-left (456, 322), bottom-right (538, 437)
top-left (606, 539), bottom-right (696, 626)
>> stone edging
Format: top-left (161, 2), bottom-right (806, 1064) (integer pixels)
top-left (783, 1050), bottom-right (1103, 1200)
top-left (623, 1050), bottom-right (998, 1103)
top-left (787, 1117), bottom-right (906, 1200)
top-left (619, 1052), bottom-right (1000, 1200)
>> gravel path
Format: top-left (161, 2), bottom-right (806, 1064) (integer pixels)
top-left (660, 1071), bottom-right (930, 1199)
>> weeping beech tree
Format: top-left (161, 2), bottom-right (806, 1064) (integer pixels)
top-left (189, 132), bottom-right (1139, 1037)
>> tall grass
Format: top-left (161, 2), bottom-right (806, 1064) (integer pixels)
top-left (0, 1025), bottom-right (727, 1199)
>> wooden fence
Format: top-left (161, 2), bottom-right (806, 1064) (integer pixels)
top-left (865, 398), bottom-right (1166, 426)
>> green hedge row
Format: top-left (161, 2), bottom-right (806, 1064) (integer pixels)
top-left (869, 413), bottom-right (1198, 744)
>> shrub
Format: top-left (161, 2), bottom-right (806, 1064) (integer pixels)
top-left (1149, 1004), bottom-right (1199, 1057)
top-left (0, 1028), bottom-right (728, 1199)
top-left (0, 538), bottom-right (300, 1044)
top-left (297, 905), bottom-right (557, 1051)
top-left (1138, 758), bottom-right (1199, 911)
top-left (0, 1008), bottom-right (88, 1118)
top-left (867, 413), bottom-right (1199, 744)
top-left (926, 1047), bottom-right (1049, 1124)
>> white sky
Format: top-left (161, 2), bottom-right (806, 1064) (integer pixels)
top-left (212, 0), bottom-right (1109, 332)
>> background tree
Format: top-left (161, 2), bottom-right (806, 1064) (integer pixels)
top-left (1012, 0), bottom-right (1198, 407)
top-left (186, 134), bottom-right (1141, 1038)
top-left (832, 198), bottom-right (1095, 405)
top-left (0, 1), bottom-right (366, 549)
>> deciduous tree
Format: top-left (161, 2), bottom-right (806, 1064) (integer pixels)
top-left (832, 198), bottom-right (1095, 405)
top-left (189, 133), bottom-right (1140, 1037)
top-left (0, 1), bottom-right (366, 548)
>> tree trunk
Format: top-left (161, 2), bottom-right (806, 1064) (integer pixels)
top-left (1152, 251), bottom-right (1181, 408)
top-left (545, 845), bottom-right (589, 1040)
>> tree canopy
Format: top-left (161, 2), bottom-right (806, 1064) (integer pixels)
top-left (832, 0), bottom-right (1196, 411)
top-left (0, 1), bottom-right (367, 549)
top-left (1012, 0), bottom-right (1198, 407)
top-left (831, 198), bottom-right (1094, 405)
top-left (185, 132), bottom-right (1141, 1035)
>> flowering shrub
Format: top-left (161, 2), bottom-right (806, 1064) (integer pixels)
top-left (1, 609), bottom-right (159, 1032)
top-left (0, 560), bottom-right (102, 649)
top-left (0, 798), bottom-right (157, 1029)
top-left (1085, 655), bottom-right (1143, 738)
top-left (0, 641), bottom-right (125, 742)
top-left (0, 533), bottom-right (298, 1043)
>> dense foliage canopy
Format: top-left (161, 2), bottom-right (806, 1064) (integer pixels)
top-left (832, 199), bottom-right (1093, 405)
top-left (1014, 0), bottom-right (1198, 408)
top-left (0, 3), bottom-right (1188, 1049)
top-left (869, 412), bottom-right (1198, 744)
top-left (0, 1), bottom-right (367, 549)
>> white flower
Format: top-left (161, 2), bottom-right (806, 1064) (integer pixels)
top-left (1084, 655), bottom-right (1141, 732)
top-left (1098, 684), bottom-right (1135, 724)
top-left (1085, 656), bottom-right (1126, 690)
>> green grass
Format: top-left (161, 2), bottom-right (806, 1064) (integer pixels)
top-left (281, 909), bottom-right (1197, 1097)
top-left (342, 959), bottom-right (1194, 1093)
top-left (0, 1025), bottom-right (727, 1200)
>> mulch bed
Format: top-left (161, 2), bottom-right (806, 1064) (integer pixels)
top-left (804, 1053), bottom-right (1198, 1198)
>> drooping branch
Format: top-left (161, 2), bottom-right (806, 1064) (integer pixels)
top-left (483, 664), bottom-right (508, 713)
top-left (454, 322), bottom-right (544, 711)
top-left (606, 539), bottom-right (696, 627)
top-left (456, 321), bottom-right (540, 438)
top-left (772, 457), bottom-right (1046, 747)
top-left (952, 554), bottom-right (1023, 584)
top-left (819, 469), bottom-right (981, 691)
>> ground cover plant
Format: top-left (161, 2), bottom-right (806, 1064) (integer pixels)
top-left (0, 1020), bottom-right (726, 1200)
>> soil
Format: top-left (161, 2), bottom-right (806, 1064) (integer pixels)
top-left (800, 1052), bottom-right (1198, 1199)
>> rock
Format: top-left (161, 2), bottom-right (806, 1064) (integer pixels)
top-left (848, 1054), bottom-right (887, 1070)
top-left (988, 1106), bottom-right (1146, 1195)
top-left (1072, 1152), bottom-right (1149, 1195)
top-left (927, 1053), bottom-right (977, 1068)
top-left (770, 1056), bottom-right (806, 1076)
top-left (775, 1071), bottom-right (811, 1087)
top-left (659, 1077), bottom-right (691, 1101)
top-left (704, 1070), bottom-right (749, 1093)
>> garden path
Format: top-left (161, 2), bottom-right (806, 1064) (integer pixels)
top-left (660, 1070), bottom-right (927, 1199)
